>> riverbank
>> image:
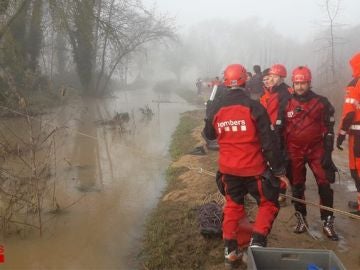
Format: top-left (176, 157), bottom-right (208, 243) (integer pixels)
top-left (141, 108), bottom-right (360, 270)
top-left (141, 109), bottom-right (225, 269)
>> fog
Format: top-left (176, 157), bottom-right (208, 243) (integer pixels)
top-left (0, 1), bottom-right (359, 268)
top-left (137, 0), bottom-right (360, 111)
top-left (144, 0), bottom-right (360, 41)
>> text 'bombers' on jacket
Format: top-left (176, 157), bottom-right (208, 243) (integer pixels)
top-left (203, 88), bottom-right (285, 177)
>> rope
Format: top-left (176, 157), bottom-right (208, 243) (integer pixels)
top-left (187, 165), bottom-right (360, 221)
top-left (294, 211), bottom-right (320, 241)
top-left (186, 165), bottom-right (216, 177)
top-left (280, 194), bottom-right (360, 219)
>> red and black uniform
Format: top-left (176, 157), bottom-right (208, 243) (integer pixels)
top-left (259, 88), bottom-right (271, 108)
top-left (261, 82), bottom-right (293, 193)
top-left (338, 54), bottom-right (360, 211)
top-left (261, 82), bottom-right (292, 125)
top-left (279, 90), bottom-right (336, 219)
top-left (203, 87), bottom-right (285, 247)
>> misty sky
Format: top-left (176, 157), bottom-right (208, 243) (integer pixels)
top-left (144, 0), bottom-right (360, 41)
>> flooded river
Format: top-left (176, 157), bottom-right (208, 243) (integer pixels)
top-left (1, 88), bottom-right (194, 269)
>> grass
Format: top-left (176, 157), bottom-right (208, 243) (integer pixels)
top-left (175, 88), bottom-right (204, 106)
top-left (169, 110), bottom-right (204, 161)
top-left (142, 199), bottom-right (223, 270)
top-left (141, 110), bottom-right (224, 270)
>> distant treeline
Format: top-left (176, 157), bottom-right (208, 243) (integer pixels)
top-left (0, 0), bottom-right (175, 103)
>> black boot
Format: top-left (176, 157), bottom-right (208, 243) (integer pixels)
top-left (249, 232), bottom-right (267, 247)
top-left (224, 239), bottom-right (242, 269)
top-left (322, 216), bottom-right (339, 241)
top-left (294, 212), bottom-right (307, 234)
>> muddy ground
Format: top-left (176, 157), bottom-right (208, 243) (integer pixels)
top-left (143, 110), bottom-right (360, 270)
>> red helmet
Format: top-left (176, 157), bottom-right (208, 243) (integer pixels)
top-left (269, 64), bottom-right (287, 77)
top-left (350, 52), bottom-right (360, 78)
top-left (292, 66), bottom-right (312, 83)
top-left (223, 64), bottom-right (247, 87)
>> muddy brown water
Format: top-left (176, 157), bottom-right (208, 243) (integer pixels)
top-left (0, 89), bottom-right (194, 269)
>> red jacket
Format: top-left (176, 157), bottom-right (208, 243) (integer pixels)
top-left (280, 91), bottom-right (335, 148)
top-left (261, 83), bottom-right (292, 125)
top-left (203, 88), bottom-right (284, 177)
top-left (260, 88), bottom-right (270, 108)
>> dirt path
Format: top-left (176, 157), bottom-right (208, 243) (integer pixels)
top-left (144, 121), bottom-right (360, 269)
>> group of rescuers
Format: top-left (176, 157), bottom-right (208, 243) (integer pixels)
top-left (202, 52), bottom-right (360, 268)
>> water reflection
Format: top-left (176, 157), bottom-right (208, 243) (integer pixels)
top-left (3, 88), bottom-right (194, 269)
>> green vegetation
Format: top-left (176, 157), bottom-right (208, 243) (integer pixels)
top-left (152, 80), bottom-right (204, 106)
top-left (175, 88), bottom-right (204, 106)
top-left (169, 110), bottom-right (203, 160)
top-left (142, 198), bottom-right (223, 270)
top-left (141, 110), bottom-right (224, 270)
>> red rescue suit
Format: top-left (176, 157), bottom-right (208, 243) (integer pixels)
top-left (203, 88), bottom-right (285, 246)
top-left (338, 56), bottom-right (360, 190)
top-left (259, 88), bottom-right (270, 108)
top-left (338, 53), bottom-right (360, 210)
top-left (260, 83), bottom-right (292, 193)
top-left (261, 83), bottom-right (292, 125)
top-left (280, 91), bottom-right (336, 219)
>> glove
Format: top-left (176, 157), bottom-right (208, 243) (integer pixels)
top-left (336, 134), bottom-right (345, 150)
top-left (261, 170), bottom-right (280, 202)
top-left (325, 161), bottom-right (338, 183)
top-left (321, 152), bottom-right (338, 170)
top-left (262, 169), bottom-right (280, 188)
top-left (321, 151), bottom-right (338, 183)
top-left (321, 152), bottom-right (333, 169)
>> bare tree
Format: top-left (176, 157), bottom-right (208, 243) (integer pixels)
top-left (96, 1), bottom-right (176, 94)
top-left (325, 0), bottom-right (341, 79)
top-left (0, 0), bottom-right (28, 41)
top-left (0, 99), bottom-right (61, 236)
top-left (28, 0), bottom-right (44, 72)
top-left (314, 0), bottom-right (344, 85)
top-left (162, 43), bottom-right (191, 83)
top-left (48, 0), bottom-right (175, 95)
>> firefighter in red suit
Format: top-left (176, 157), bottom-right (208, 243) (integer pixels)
top-left (265, 64), bottom-right (292, 124)
top-left (261, 64), bottom-right (293, 205)
top-left (278, 66), bottom-right (339, 240)
top-left (259, 68), bottom-right (271, 108)
top-left (203, 64), bottom-right (289, 268)
top-left (336, 52), bottom-right (360, 216)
